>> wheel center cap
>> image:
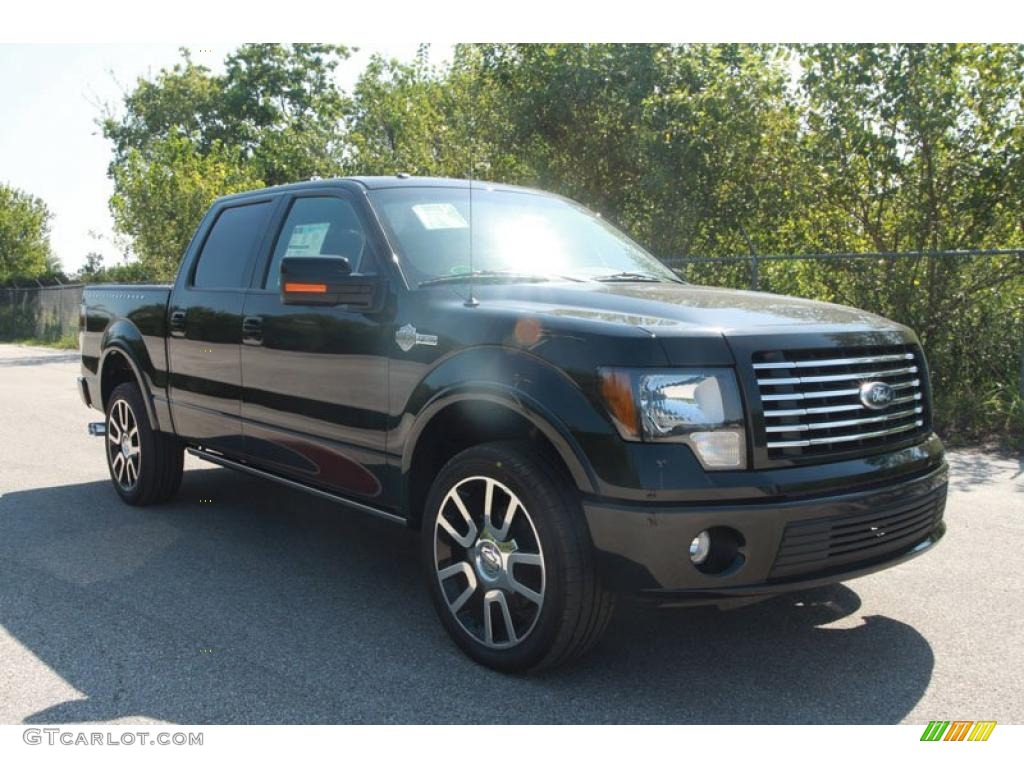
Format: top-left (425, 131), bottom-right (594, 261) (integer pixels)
top-left (476, 540), bottom-right (503, 580)
top-left (121, 436), bottom-right (131, 457)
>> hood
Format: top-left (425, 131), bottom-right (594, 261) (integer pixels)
top-left (464, 281), bottom-right (905, 337)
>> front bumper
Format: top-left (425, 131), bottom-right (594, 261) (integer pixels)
top-left (582, 459), bottom-right (947, 601)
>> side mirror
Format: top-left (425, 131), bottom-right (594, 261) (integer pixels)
top-left (280, 256), bottom-right (377, 309)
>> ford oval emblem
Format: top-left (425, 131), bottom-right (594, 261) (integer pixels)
top-left (859, 381), bottom-right (895, 410)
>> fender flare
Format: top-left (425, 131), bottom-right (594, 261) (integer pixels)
top-left (403, 383), bottom-right (598, 495)
top-left (98, 325), bottom-right (162, 431)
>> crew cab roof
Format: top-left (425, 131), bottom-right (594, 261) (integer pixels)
top-left (214, 175), bottom-right (546, 204)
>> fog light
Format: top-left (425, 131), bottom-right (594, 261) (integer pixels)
top-left (690, 430), bottom-right (743, 468)
top-left (689, 530), bottom-right (711, 564)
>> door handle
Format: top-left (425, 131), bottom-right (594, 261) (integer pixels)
top-left (169, 310), bottom-right (187, 337)
top-left (242, 315), bottom-right (263, 345)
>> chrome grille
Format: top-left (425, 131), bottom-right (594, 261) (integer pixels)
top-left (753, 345), bottom-right (928, 461)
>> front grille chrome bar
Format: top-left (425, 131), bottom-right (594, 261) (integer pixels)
top-left (763, 391), bottom-right (922, 418)
top-left (764, 406), bottom-right (924, 433)
top-left (759, 379), bottom-right (920, 402)
top-left (766, 419), bottom-right (924, 449)
top-left (752, 352), bottom-right (914, 370)
top-left (758, 365), bottom-right (918, 386)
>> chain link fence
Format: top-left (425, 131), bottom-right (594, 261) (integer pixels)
top-left (0, 283), bottom-right (84, 344)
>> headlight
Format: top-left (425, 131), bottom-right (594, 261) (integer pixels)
top-left (598, 367), bottom-right (746, 469)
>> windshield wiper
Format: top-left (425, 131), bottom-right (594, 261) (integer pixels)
top-left (592, 271), bottom-right (665, 283)
top-left (418, 270), bottom-right (584, 287)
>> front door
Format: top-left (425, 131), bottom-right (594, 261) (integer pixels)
top-left (239, 192), bottom-right (391, 504)
top-left (167, 198), bottom-right (276, 455)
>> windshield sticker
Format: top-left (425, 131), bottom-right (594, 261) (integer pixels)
top-left (284, 223), bottom-right (330, 257)
top-left (412, 203), bottom-right (469, 230)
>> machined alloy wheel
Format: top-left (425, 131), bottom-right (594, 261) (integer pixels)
top-left (433, 476), bottom-right (546, 649)
top-left (422, 442), bottom-right (615, 672)
top-left (104, 381), bottom-right (184, 506)
top-left (107, 398), bottom-right (141, 490)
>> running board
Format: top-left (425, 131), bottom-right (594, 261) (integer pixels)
top-left (186, 447), bottom-right (405, 525)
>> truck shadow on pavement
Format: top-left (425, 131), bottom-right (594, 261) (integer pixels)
top-left (0, 467), bottom-right (935, 724)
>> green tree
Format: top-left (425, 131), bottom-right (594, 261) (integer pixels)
top-left (103, 44), bottom-right (352, 279)
top-left (219, 44), bottom-right (352, 184)
top-left (75, 251), bottom-right (152, 284)
top-left (0, 183), bottom-right (57, 282)
top-left (109, 135), bottom-right (262, 280)
top-left (464, 44), bottom-right (805, 258)
top-left (794, 43), bottom-right (1024, 253)
top-left (104, 44), bottom-right (352, 185)
top-left (345, 48), bottom-right (462, 176)
top-left (344, 45), bottom-right (523, 180)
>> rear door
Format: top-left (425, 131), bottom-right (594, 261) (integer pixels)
top-left (167, 197), bottom-right (278, 455)
top-left (238, 190), bottom-right (392, 504)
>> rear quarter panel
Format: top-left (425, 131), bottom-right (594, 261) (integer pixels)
top-left (81, 285), bottom-right (172, 424)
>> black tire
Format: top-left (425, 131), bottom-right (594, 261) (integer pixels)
top-left (105, 381), bottom-right (183, 506)
top-left (421, 441), bottom-right (615, 672)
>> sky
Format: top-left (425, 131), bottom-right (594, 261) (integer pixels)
top-left (0, 43), bottom-right (449, 274)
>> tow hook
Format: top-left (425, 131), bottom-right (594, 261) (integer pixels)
top-left (87, 422), bottom-right (106, 437)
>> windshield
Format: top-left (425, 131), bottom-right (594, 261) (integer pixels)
top-left (367, 186), bottom-right (682, 287)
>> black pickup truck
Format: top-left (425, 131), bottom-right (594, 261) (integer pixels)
top-left (79, 176), bottom-right (947, 671)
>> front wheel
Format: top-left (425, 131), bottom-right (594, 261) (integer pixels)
top-left (422, 442), bottom-right (614, 672)
top-left (105, 382), bottom-right (183, 506)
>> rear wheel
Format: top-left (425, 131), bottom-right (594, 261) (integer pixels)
top-left (105, 382), bottom-right (183, 505)
top-left (422, 442), bottom-right (614, 672)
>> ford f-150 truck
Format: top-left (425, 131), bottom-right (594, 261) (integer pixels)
top-left (79, 176), bottom-right (947, 671)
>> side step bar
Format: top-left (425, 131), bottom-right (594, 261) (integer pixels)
top-left (186, 447), bottom-right (405, 526)
top-left (87, 422), bottom-right (106, 437)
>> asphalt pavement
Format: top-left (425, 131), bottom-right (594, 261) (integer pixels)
top-left (0, 342), bottom-right (1021, 724)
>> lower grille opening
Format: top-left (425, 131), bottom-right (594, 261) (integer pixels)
top-left (769, 485), bottom-right (946, 580)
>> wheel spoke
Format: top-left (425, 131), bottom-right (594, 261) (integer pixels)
top-left (495, 496), bottom-right (518, 540)
top-left (439, 491), bottom-right (477, 547)
top-left (482, 478), bottom-right (496, 536)
top-left (126, 428), bottom-right (140, 457)
top-left (508, 572), bottom-right (543, 605)
top-left (507, 551), bottom-right (542, 569)
top-left (438, 514), bottom-right (476, 548)
top-left (112, 452), bottom-right (125, 482)
top-left (483, 590), bottom-right (517, 646)
top-left (125, 457), bottom-right (137, 484)
top-left (438, 561), bottom-right (476, 586)
top-left (107, 420), bottom-right (121, 444)
top-left (483, 591), bottom-right (496, 645)
top-left (495, 591), bottom-right (517, 644)
top-left (438, 562), bottom-right (477, 613)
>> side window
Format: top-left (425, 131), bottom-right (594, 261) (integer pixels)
top-left (264, 197), bottom-right (374, 289)
top-left (193, 202), bottom-right (273, 289)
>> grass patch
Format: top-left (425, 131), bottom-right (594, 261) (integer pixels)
top-left (2, 331), bottom-right (79, 350)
